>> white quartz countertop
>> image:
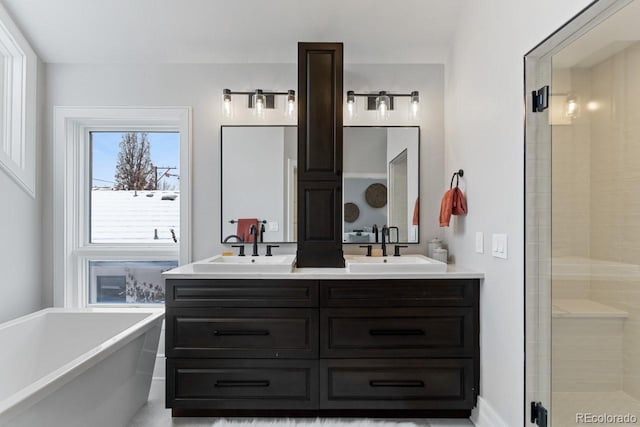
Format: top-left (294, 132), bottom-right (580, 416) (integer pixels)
top-left (162, 262), bottom-right (484, 280)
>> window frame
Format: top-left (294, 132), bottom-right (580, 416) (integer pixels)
top-left (0, 3), bottom-right (37, 197)
top-left (53, 107), bottom-right (192, 308)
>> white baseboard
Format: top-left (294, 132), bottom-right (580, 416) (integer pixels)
top-left (471, 396), bottom-right (509, 427)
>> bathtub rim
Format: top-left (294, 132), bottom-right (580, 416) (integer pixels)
top-left (0, 307), bottom-right (164, 421)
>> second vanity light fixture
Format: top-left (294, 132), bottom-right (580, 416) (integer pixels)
top-left (222, 88), bottom-right (296, 119)
top-left (346, 90), bottom-right (420, 120)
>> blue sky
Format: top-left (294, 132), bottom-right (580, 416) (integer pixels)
top-left (91, 132), bottom-right (180, 189)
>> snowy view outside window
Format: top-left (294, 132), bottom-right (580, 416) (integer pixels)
top-left (88, 132), bottom-right (180, 304)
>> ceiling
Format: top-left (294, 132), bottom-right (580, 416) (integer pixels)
top-left (2, 0), bottom-right (463, 64)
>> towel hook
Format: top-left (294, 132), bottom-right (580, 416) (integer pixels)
top-left (450, 169), bottom-right (464, 188)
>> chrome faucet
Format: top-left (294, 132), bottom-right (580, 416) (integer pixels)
top-left (249, 225), bottom-right (259, 256)
top-left (381, 226), bottom-right (389, 256)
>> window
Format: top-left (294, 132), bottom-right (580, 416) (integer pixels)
top-left (89, 261), bottom-right (178, 304)
top-left (0, 4), bottom-right (37, 196)
top-left (90, 132), bottom-right (181, 244)
top-left (53, 107), bottom-right (191, 308)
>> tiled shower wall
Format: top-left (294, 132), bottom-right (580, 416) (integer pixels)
top-left (589, 43), bottom-right (640, 401)
top-left (551, 42), bottom-right (640, 399)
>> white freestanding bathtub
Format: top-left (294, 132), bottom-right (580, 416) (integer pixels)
top-left (0, 308), bottom-right (164, 427)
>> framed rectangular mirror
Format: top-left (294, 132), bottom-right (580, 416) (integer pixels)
top-left (343, 126), bottom-right (420, 244)
top-left (221, 126), bottom-right (297, 243)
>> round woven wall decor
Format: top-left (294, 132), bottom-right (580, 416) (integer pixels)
top-left (365, 183), bottom-right (387, 208)
top-left (344, 202), bottom-right (360, 223)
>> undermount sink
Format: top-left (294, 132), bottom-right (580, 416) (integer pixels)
top-left (345, 254), bottom-right (447, 274)
top-left (192, 255), bottom-right (296, 273)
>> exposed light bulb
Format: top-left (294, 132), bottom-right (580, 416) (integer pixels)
top-left (253, 90), bottom-right (266, 118)
top-left (222, 89), bottom-right (232, 118)
top-left (346, 91), bottom-right (356, 119)
top-left (286, 100), bottom-right (295, 117)
top-left (346, 101), bottom-right (355, 118)
top-left (410, 91), bottom-right (419, 120)
top-left (285, 90), bottom-right (296, 118)
top-left (376, 91), bottom-right (391, 120)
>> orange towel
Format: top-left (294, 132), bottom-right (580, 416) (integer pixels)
top-left (236, 218), bottom-right (259, 242)
top-left (412, 198), bottom-right (419, 225)
top-left (439, 188), bottom-right (467, 227)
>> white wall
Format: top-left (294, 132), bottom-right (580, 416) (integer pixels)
top-left (0, 59), bottom-right (44, 323)
top-left (444, 1), bottom-right (592, 425)
top-left (42, 62), bottom-right (444, 304)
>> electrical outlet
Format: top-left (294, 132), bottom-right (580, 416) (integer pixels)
top-left (475, 232), bottom-right (484, 254)
top-left (492, 234), bottom-right (508, 259)
top-left (268, 221), bottom-right (279, 232)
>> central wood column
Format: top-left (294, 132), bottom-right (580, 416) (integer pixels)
top-left (296, 42), bottom-right (344, 268)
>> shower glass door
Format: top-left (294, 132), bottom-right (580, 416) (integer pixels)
top-left (550, 3), bottom-right (640, 424)
top-left (527, 1), bottom-right (640, 425)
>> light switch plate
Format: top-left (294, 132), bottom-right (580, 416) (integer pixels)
top-left (475, 232), bottom-right (484, 254)
top-left (268, 221), bottom-right (279, 232)
top-left (492, 234), bottom-right (508, 259)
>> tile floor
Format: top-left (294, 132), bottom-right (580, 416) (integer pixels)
top-left (128, 380), bottom-right (474, 427)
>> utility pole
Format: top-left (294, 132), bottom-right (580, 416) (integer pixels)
top-left (153, 166), bottom-right (178, 190)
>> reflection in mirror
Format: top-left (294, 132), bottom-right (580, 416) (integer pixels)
top-left (221, 126), bottom-right (297, 243)
top-left (343, 127), bottom-right (419, 244)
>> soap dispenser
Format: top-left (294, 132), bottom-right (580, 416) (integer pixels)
top-left (428, 238), bottom-right (443, 258)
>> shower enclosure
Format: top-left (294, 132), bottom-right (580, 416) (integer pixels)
top-left (526, 0), bottom-right (640, 425)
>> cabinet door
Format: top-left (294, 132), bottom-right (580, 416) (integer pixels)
top-left (167, 359), bottom-right (319, 410)
top-left (167, 308), bottom-right (318, 359)
top-left (297, 181), bottom-right (344, 267)
top-left (297, 43), bottom-right (343, 181)
top-left (166, 279), bottom-right (319, 307)
top-left (320, 359), bottom-right (475, 410)
top-left (320, 279), bottom-right (477, 307)
top-left (320, 307), bottom-right (474, 358)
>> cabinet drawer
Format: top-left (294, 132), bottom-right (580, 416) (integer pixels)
top-left (166, 279), bottom-right (318, 307)
top-left (320, 280), bottom-right (477, 307)
top-left (167, 359), bottom-right (318, 410)
top-left (167, 308), bottom-right (318, 358)
top-left (320, 359), bottom-right (475, 410)
top-left (321, 308), bottom-right (474, 358)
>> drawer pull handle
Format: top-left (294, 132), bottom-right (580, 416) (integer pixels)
top-left (369, 380), bottom-right (425, 388)
top-left (214, 380), bottom-right (271, 388)
top-left (369, 329), bottom-right (425, 336)
top-left (212, 330), bottom-right (270, 336)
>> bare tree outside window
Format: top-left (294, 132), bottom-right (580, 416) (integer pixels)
top-left (114, 132), bottom-right (154, 190)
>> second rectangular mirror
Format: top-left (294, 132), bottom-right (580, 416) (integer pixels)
top-left (343, 126), bottom-right (420, 244)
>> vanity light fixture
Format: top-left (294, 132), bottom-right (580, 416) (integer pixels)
top-left (345, 90), bottom-right (420, 120)
top-left (222, 88), bottom-right (296, 119)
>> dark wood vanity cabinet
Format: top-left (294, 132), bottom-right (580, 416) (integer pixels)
top-left (165, 278), bottom-right (480, 417)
